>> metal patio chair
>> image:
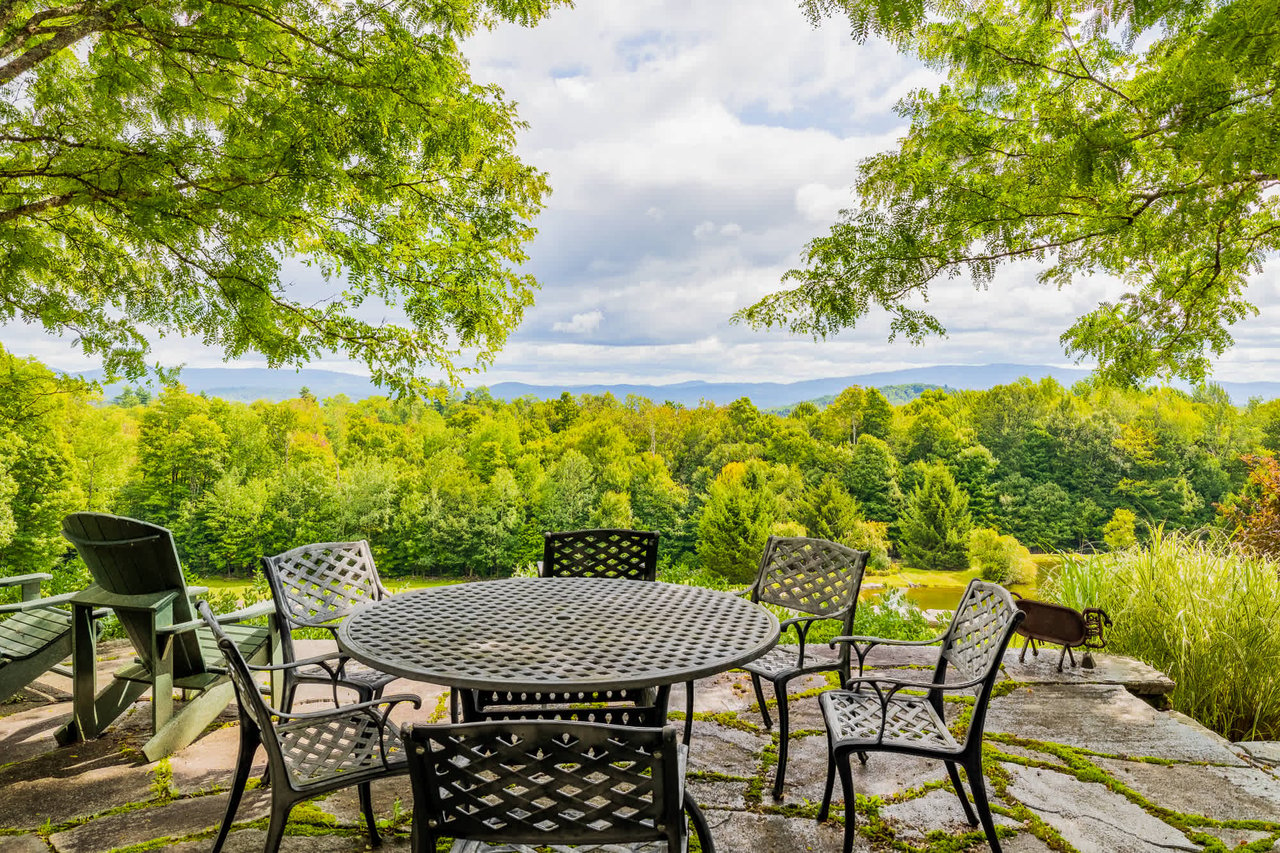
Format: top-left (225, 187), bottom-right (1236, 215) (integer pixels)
top-left (818, 579), bottom-right (1025, 853)
top-left (199, 600), bottom-right (420, 853)
top-left (0, 573), bottom-right (98, 703)
top-left (738, 535), bottom-right (868, 798)
top-left (402, 719), bottom-right (715, 852)
top-left (260, 540), bottom-right (399, 711)
top-left (58, 512), bottom-right (278, 761)
top-left (461, 529), bottom-right (687, 740)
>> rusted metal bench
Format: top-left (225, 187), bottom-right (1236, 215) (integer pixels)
top-left (1013, 596), bottom-right (1111, 671)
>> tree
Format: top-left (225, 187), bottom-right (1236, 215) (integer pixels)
top-left (0, 346), bottom-right (82, 576)
top-left (738, 0), bottom-right (1280, 386)
top-left (696, 465), bottom-right (777, 584)
top-left (795, 476), bottom-right (862, 543)
top-left (0, 0), bottom-right (559, 392)
top-left (1218, 454), bottom-right (1280, 558)
top-left (898, 463), bottom-right (972, 570)
top-left (969, 527), bottom-right (1034, 585)
top-left (844, 434), bottom-right (899, 522)
top-left (1103, 508), bottom-right (1139, 550)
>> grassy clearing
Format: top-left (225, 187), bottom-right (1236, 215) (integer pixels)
top-left (1046, 528), bottom-right (1280, 741)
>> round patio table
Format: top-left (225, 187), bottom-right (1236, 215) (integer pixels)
top-left (336, 576), bottom-right (779, 693)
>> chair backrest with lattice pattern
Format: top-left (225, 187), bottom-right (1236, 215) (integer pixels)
top-left (403, 720), bottom-right (682, 850)
top-left (262, 541), bottom-right (387, 630)
top-left (934, 580), bottom-right (1023, 746)
top-left (541, 529), bottom-right (659, 582)
top-left (62, 512), bottom-right (207, 678)
top-left (752, 536), bottom-right (869, 619)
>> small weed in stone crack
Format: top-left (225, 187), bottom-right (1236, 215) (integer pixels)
top-left (149, 757), bottom-right (177, 801)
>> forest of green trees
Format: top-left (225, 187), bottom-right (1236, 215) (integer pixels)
top-left (2, 343), bottom-right (1277, 585)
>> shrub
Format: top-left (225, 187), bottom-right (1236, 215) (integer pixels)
top-left (1046, 528), bottom-right (1280, 740)
top-left (1103, 508), bottom-right (1138, 550)
top-left (968, 527), bottom-right (1035, 584)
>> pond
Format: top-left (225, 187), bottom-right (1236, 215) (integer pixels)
top-left (860, 560), bottom-right (1059, 614)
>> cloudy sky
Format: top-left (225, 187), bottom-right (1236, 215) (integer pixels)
top-left (7, 0), bottom-right (1280, 386)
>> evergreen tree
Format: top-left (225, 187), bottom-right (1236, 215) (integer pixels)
top-left (844, 434), bottom-right (899, 522)
top-left (696, 466), bottom-right (776, 584)
top-left (795, 475), bottom-right (861, 542)
top-left (899, 463), bottom-right (972, 570)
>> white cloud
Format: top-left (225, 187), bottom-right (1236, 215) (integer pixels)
top-left (552, 310), bottom-right (604, 334)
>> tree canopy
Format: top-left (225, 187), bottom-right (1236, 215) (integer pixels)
top-left (737, 0), bottom-right (1279, 386)
top-left (0, 0), bottom-right (560, 392)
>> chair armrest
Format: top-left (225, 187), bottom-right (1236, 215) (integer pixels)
top-left (159, 600), bottom-right (276, 635)
top-left (71, 586), bottom-right (180, 612)
top-left (830, 631), bottom-right (949, 680)
top-left (0, 572), bottom-right (53, 591)
top-left (829, 633), bottom-right (947, 649)
top-left (0, 590), bottom-right (81, 613)
top-left (840, 673), bottom-right (986, 694)
top-left (187, 586), bottom-right (209, 598)
top-left (245, 651), bottom-right (350, 674)
top-left (778, 611), bottom-right (849, 669)
top-left (274, 692), bottom-right (422, 722)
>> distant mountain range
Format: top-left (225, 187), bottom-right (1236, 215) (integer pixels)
top-left (76, 363), bottom-right (1280, 407)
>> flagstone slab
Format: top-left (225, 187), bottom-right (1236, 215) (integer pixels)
top-left (0, 835), bottom-right (49, 853)
top-left (313, 775), bottom-right (413, 826)
top-left (1195, 825), bottom-right (1274, 849)
top-left (0, 702), bottom-right (77, 768)
top-left (0, 736), bottom-right (155, 830)
top-left (167, 724), bottom-right (263, 794)
top-left (987, 684), bottom-right (1246, 765)
top-left (162, 828), bottom-right (411, 852)
top-left (1002, 651), bottom-right (1175, 696)
top-left (686, 773), bottom-right (750, 810)
top-left (1092, 757), bottom-right (1280, 822)
top-left (686, 720), bottom-right (770, 778)
top-left (1235, 741), bottom-right (1280, 768)
top-left (705, 809), bottom-right (851, 852)
top-left (772, 735), bottom-right (948, 804)
top-left (47, 790), bottom-right (269, 853)
top-left (878, 788), bottom-right (1021, 843)
top-left (1003, 763), bottom-right (1198, 852)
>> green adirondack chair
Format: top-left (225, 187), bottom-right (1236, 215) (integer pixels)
top-left (57, 512), bottom-right (280, 761)
top-left (0, 573), bottom-right (87, 703)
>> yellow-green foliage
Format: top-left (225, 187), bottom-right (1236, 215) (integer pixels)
top-left (968, 527), bottom-right (1035, 584)
top-left (1048, 528), bottom-right (1280, 740)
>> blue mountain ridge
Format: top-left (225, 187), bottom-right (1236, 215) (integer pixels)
top-left (73, 363), bottom-right (1278, 407)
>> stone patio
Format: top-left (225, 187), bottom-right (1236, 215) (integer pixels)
top-left (1, 640), bottom-right (1278, 852)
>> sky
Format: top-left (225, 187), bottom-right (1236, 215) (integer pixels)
top-left (6, 0), bottom-right (1280, 387)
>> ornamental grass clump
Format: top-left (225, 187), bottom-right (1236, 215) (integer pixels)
top-left (1048, 528), bottom-right (1280, 741)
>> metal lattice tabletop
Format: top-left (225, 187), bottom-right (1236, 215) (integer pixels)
top-left (337, 578), bottom-right (779, 692)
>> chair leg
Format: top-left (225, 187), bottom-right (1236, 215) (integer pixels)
top-left (945, 760), bottom-right (978, 826)
top-left (211, 724), bottom-right (261, 853)
top-left (750, 673), bottom-right (772, 729)
top-left (683, 679), bottom-right (695, 746)
top-left (818, 744), bottom-right (836, 821)
top-left (837, 750), bottom-right (856, 853)
top-left (684, 790), bottom-right (715, 853)
top-left (359, 781), bottom-right (382, 847)
top-left (771, 686), bottom-right (791, 799)
top-left (966, 758), bottom-right (1002, 853)
top-left (263, 799), bottom-right (292, 853)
